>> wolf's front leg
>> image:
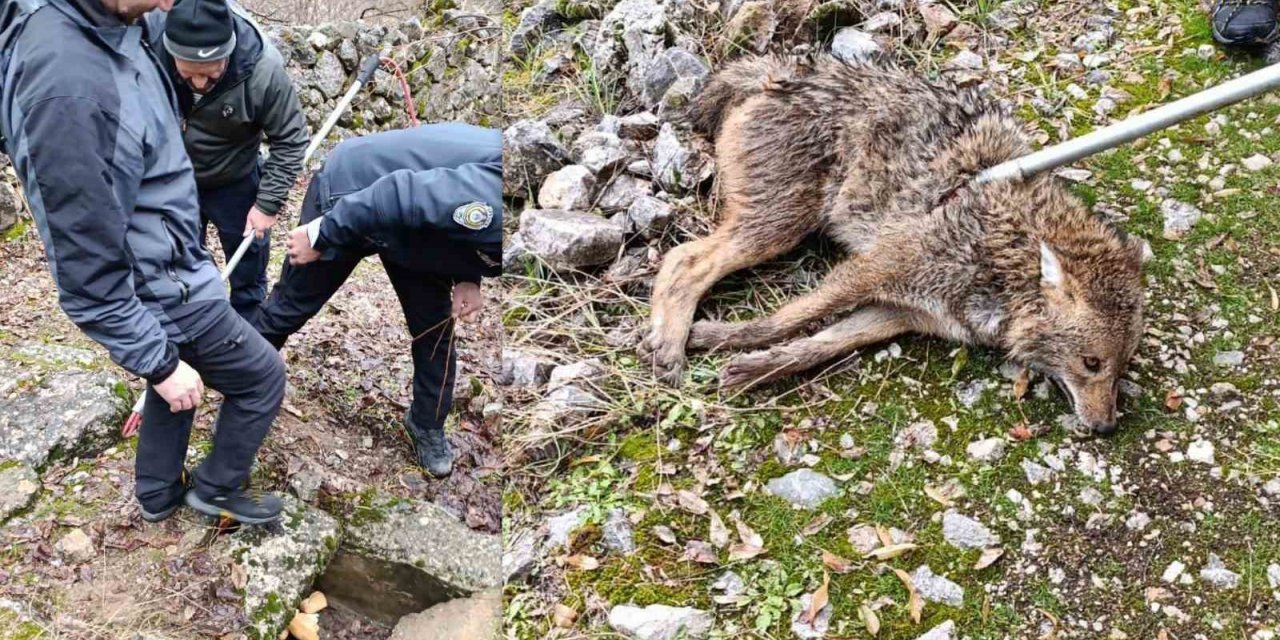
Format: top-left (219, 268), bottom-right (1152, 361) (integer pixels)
top-left (719, 306), bottom-right (917, 389)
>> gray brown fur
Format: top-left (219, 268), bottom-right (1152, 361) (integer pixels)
top-left (639, 54), bottom-right (1146, 434)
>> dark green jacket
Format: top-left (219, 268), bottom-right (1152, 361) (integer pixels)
top-left (145, 7), bottom-right (307, 216)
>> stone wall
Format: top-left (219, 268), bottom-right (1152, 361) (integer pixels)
top-left (0, 9), bottom-right (503, 235)
top-left (266, 11), bottom-right (503, 161)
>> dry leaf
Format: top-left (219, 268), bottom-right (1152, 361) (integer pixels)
top-left (1164, 389), bottom-right (1183, 412)
top-left (300, 591), bottom-right (328, 614)
top-left (653, 525), bottom-right (677, 545)
top-left (893, 568), bottom-right (924, 624)
top-left (562, 555), bottom-right (600, 571)
top-left (1144, 586), bottom-right (1171, 603)
top-left (1157, 629), bottom-right (1169, 640)
top-left (858, 603), bottom-right (880, 636)
top-left (866, 543), bottom-right (917, 560)
top-left (821, 549), bottom-right (855, 574)
top-left (709, 510), bottom-right (730, 549)
top-left (1009, 422), bottom-right (1034, 441)
top-left (875, 525), bottom-right (895, 548)
top-left (1157, 75), bottom-right (1172, 101)
top-left (974, 548), bottom-right (1004, 570)
top-left (799, 572), bottom-right (830, 626)
top-left (287, 612), bottom-right (320, 640)
top-left (801, 514), bottom-right (833, 537)
top-left (923, 484), bottom-right (953, 507)
top-left (683, 540), bottom-right (718, 564)
top-left (677, 490), bottom-right (709, 515)
top-left (735, 519), bottom-right (763, 548)
top-left (728, 543), bottom-right (766, 561)
top-left (1013, 367), bottom-right (1030, 400)
top-left (570, 455), bottom-right (603, 468)
top-left (553, 604), bottom-right (579, 628)
top-left (230, 563), bottom-right (248, 591)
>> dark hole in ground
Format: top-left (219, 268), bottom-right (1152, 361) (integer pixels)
top-left (320, 601), bottom-right (393, 640)
top-left (313, 547), bottom-right (469, 629)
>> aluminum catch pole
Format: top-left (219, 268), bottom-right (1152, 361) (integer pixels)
top-left (222, 53), bottom-right (383, 275)
top-left (976, 61), bottom-right (1280, 184)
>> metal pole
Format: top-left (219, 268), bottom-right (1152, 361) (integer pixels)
top-left (976, 61), bottom-right (1280, 184)
top-left (222, 53), bottom-right (383, 275)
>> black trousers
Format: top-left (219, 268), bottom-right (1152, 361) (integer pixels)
top-left (135, 302), bottom-right (286, 511)
top-left (198, 164), bottom-right (268, 319)
top-left (251, 197), bottom-right (457, 440)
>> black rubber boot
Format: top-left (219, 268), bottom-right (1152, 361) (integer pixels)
top-left (1212, 0), bottom-right (1279, 46)
top-left (140, 468), bottom-right (191, 523)
top-left (185, 488), bottom-right (284, 525)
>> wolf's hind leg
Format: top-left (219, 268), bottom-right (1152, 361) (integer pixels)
top-left (688, 255), bottom-right (885, 352)
top-left (640, 226), bottom-right (794, 385)
top-left (719, 306), bottom-right (916, 389)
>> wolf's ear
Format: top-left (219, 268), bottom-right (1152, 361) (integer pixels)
top-left (1040, 241), bottom-right (1078, 306)
top-left (1040, 241), bottom-right (1065, 288)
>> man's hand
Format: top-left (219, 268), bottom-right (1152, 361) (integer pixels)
top-left (452, 282), bottom-right (483, 321)
top-left (154, 361), bottom-right (204, 413)
top-left (245, 205), bottom-right (276, 240)
top-left (286, 225), bottom-right (321, 265)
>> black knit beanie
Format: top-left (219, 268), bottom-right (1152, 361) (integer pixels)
top-left (163, 0), bottom-right (237, 62)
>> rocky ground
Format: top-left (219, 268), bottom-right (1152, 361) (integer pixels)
top-left (0, 8), bottom-right (504, 640)
top-left (501, 0), bottom-right (1280, 638)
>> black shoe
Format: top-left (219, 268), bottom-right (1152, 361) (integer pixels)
top-left (1212, 0), bottom-right (1279, 46)
top-left (184, 489), bottom-right (284, 525)
top-left (140, 469), bottom-right (191, 523)
top-left (414, 427), bottom-right (455, 478)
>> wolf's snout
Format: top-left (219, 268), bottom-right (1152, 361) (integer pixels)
top-left (1091, 419), bottom-right (1118, 436)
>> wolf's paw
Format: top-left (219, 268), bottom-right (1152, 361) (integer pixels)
top-left (719, 351), bottom-right (779, 390)
top-left (687, 320), bottom-right (734, 351)
top-left (639, 329), bottom-right (687, 386)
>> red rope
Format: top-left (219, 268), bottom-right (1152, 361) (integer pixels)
top-left (380, 57), bottom-right (419, 127)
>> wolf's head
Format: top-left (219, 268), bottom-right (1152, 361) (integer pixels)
top-left (1009, 236), bottom-right (1146, 435)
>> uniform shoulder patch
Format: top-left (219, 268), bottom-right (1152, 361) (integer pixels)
top-left (453, 202), bottom-right (493, 231)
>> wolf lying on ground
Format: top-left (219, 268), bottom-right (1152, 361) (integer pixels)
top-left (638, 54), bottom-right (1146, 435)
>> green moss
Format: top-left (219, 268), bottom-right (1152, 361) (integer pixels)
top-left (2, 219), bottom-right (29, 243)
top-left (618, 432), bottom-right (661, 463)
top-left (248, 591), bottom-right (287, 640)
top-left (0, 609), bottom-right (45, 640)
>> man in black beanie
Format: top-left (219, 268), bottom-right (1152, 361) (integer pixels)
top-left (146, 0), bottom-right (308, 319)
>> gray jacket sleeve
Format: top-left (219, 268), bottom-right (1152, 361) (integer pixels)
top-left (251, 56), bottom-right (308, 217)
top-left (21, 97), bottom-right (179, 383)
top-left (314, 163), bottom-right (503, 255)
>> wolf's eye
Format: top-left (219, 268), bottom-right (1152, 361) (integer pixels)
top-left (1083, 357), bottom-right (1101, 373)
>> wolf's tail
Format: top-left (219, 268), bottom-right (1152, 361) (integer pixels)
top-left (684, 55), bottom-right (798, 139)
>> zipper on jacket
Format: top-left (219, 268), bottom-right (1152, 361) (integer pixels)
top-left (160, 219), bottom-right (192, 304)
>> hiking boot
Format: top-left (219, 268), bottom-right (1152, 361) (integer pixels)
top-left (140, 469), bottom-right (191, 523)
top-left (1212, 0), bottom-right (1279, 46)
top-left (184, 488), bottom-right (284, 525)
top-left (414, 427), bottom-right (455, 478)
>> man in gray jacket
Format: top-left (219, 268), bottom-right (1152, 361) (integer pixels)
top-left (0, 0), bottom-right (287, 525)
top-left (146, 0), bottom-right (308, 318)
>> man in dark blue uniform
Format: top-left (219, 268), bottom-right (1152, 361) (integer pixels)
top-left (253, 122), bottom-right (502, 478)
